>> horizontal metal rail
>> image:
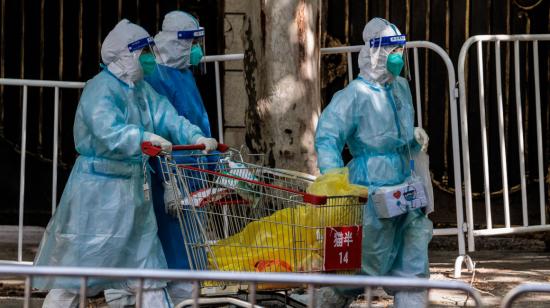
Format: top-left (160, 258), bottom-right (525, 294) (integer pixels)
top-left (0, 78), bottom-right (85, 88)
top-left (501, 283), bottom-right (550, 308)
top-left (0, 265), bottom-right (484, 308)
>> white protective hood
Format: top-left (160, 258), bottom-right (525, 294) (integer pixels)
top-left (101, 19), bottom-right (150, 87)
top-left (154, 11), bottom-right (200, 69)
top-left (358, 17), bottom-right (403, 85)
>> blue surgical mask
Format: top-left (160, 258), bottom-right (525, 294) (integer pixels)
top-left (189, 45), bottom-right (204, 66)
top-left (386, 53), bottom-right (404, 77)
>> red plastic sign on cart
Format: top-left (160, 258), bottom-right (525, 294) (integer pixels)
top-left (324, 225), bottom-right (362, 271)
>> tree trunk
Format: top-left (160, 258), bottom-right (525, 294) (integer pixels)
top-left (242, 0), bottom-right (321, 175)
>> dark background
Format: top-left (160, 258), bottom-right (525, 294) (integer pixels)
top-left (0, 0), bottom-right (549, 228)
top-left (0, 0), bottom-right (224, 225)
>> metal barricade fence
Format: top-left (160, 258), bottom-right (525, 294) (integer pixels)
top-left (501, 283), bottom-right (550, 308)
top-left (0, 79), bottom-right (85, 265)
top-left (0, 265), bottom-right (484, 308)
top-left (457, 34), bottom-right (550, 252)
top-left (0, 41), bottom-right (469, 278)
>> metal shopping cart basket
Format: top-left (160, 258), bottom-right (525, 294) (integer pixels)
top-left (142, 142), bottom-right (366, 305)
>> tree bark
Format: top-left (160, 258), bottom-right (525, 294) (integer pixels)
top-left (242, 0), bottom-right (321, 174)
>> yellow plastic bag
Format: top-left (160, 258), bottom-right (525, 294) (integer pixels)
top-left (307, 167), bottom-right (369, 197)
top-left (207, 167), bottom-right (367, 273)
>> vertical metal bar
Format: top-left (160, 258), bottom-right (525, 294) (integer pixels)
top-left (97, 0), bottom-right (102, 62)
top-left (249, 282), bottom-right (257, 305)
top-left (347, 51), bottom-right (353, 82)
top-left (436, 39), bottom-right (467, 258)
top-left (307, 283), bottom-right (315, 307)
top-left (77, 0), bottom-right (83, 79)
top-left (23, 276), bottom-right (31, 308)
top-left (344, 0), bottom-right (349, 45)
top-left (364, 286), bottom-right (372, 308)
top-left (476, 41), bottom-right (492, 229)
top-left (52, 87), bottom-right (59, 214)
top-left (192, 280), bottom-right (200, 308)
top-left (136, 0), bottom-right (140, 23)
top-left (214, 61), bottom-right (224, 143)
top-left (405, 0), bottom-right (410, 35)
top-left (532, 41), bottom-right (545, 225)
top-left (79, 276), bottom-right (88, 308)
top-left (459, 39), bottom-right (477, 252)
top-left (117, 0), bottom-right (122, 20)
top-left (59, 0), bottom-right (64, 80)
top-left (223, 204), bottom-right (229, 239)
top-left (20, 0), bottom-right (25, 80)
top-left (18, 85), bottom-right (28, 262)
top-left (513, 41), bottom-right (528, 226)
top-left (413, 47), bottom-right (422, 127)
top-left (424, 0), bottom-right (430, 129)
top-left (365, 0), bottom-right (368, 20)
top-left (39, 0), bottom-right (45, 150)
top-left (135, 278), bottom-right (143, 308)
top-left (155, 0), bottom-right (160, 33)
top-left (495, 40), bottom-right (511, 228)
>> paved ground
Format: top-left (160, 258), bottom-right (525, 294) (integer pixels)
top-left (1, 226), bottom-right (550, 307)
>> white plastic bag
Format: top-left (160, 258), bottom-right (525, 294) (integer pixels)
top-left (412, 151), bottom-right (434, 214)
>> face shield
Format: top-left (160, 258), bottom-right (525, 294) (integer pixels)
top-left (129, 36), bottom-right (171, 82)
top-left (368, 34), bottom-right (410, 79)
top-left (128, 36), bottom-right (165, 63)
top-left (177, 27), bottom-right (206, 74)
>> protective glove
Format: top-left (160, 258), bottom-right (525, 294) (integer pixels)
top-left (144, 132), bottom-right (172, 153)
top-left (163, 182), bottom-right (182, 217)
top-left (196, 137), bottom-right (218, 154)
top-left (414, 127), bottom-right (429, 153)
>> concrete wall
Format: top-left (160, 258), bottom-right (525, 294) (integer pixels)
top-left (222, 1), bottom-right (247, 148)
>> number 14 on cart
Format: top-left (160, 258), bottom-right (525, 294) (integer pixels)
top-left (323, 225), bottom-right (362, 271)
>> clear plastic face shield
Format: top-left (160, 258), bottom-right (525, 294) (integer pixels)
top-left (369, 34), bottom-right (410, 79)
top-left (129, 36), bottom-right (169, 80)
top-left (128, 36), bottom-right (164, 63)
top-left (178, 27), bottom-right (206, 74)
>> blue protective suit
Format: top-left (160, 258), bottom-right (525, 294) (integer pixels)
top-left (145, 64), bottom-right (211, 138)
top-left (315, 76), bottom-right (433, 283)
top-left (33, 69), bottom-right (204, 292)
top-left (144, 63), bottom-right (212, 271)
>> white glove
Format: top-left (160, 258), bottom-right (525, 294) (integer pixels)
top-left (196, 137), bottom-right (218, 153)
top-left (414, 127), bottom-right (429, 153)
top-left (163, 182), bottom-right (182, 217)
top-left (145, 132), bottom-right (172, 153)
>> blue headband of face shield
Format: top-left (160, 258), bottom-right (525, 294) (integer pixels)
top-left (177, 27), bottom-right (205, 40)
top-left (127, 37), bottom-right (155, 52)
top-left (369, 35), bottom-right (406, 48)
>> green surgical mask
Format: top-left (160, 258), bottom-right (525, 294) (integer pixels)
top-left (139, 53), bottom-right (156, 76)
top-left (386, 53), bottom-right (404, 77)
top-left (189, 45), bottom-right (204, 66)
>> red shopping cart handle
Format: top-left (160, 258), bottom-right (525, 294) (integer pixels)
top-left (141, 141), bottom-right (229, 156)
top-left (172, 143), bottom-right (230, 152)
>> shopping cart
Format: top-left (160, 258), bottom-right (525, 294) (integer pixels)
top-left (142, 142), bottom-right (366, 305)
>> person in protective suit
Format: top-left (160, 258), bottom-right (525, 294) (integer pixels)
top-left (141, 10), bottom-right (210, 137)
top-left (314, 17), bottom-right (432, 307)
top-left (33, 19), bottom-right (217, 308)
top-left (138, 10), bottom-right (214, 305)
